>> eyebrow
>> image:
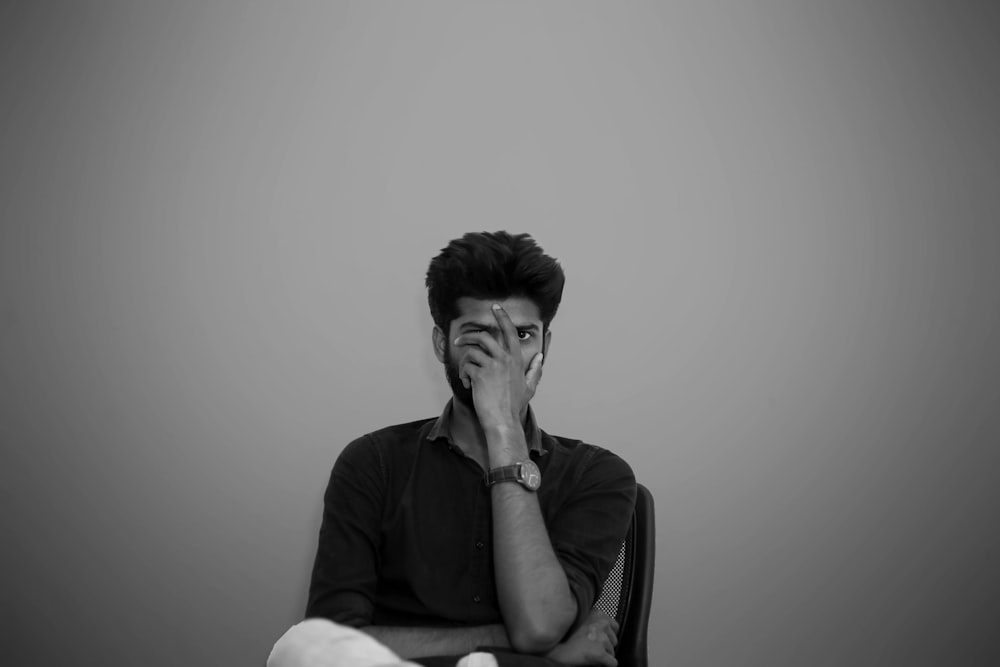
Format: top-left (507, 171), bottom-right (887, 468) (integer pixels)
top-left (459, 322), bottom-right (540, 334)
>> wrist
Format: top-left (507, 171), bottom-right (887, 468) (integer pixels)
top-left (477, 408), bottom-right (520, 433)
top-left (481, 420), bottom-right (520, 438)
top-left (482, 423), bottom-right (530, 467)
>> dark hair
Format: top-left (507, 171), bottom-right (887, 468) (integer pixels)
top-left (426, 231), bottom-right (565, 332)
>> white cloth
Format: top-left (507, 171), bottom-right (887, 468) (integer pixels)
top-left (267, 619), bottom-right (499, 667)
top-left (455, 653), bottom-right (500, 667)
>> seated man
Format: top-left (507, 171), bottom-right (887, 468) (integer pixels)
top-left (272, 231), bottom-right (636, 667)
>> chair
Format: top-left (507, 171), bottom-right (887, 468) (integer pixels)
top-left (592, 483), bottom-right (655, 667)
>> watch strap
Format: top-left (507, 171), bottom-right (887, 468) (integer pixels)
top-left (485, 464), bottom-right (522, 487)
top-left (484, 460), bottom-right (541, 491)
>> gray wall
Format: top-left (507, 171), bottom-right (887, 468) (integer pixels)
top-left (2, 2), bottom-right (998, 665)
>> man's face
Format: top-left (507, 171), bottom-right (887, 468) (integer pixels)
top-left (435, 296), bottom-right (550, 409)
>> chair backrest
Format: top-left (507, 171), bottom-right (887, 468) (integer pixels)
top-left (591, 483), bottom-right (655, 667)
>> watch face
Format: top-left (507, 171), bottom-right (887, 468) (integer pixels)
top-left (519, 460), bottom-right (541, 491)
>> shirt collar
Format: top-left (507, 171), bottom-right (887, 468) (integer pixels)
top-left (427, 399), bottom-right (546, 456)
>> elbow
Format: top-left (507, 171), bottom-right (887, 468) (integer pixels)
top-left (508, 625), bottom-right (562, 655)
top-left (507, 609), bottom-right (575, 654)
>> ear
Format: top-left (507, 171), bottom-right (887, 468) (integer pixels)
top-left (432, 325), bottom-right (447, 363)
top-left (542, 328), bottom-right (552, 361)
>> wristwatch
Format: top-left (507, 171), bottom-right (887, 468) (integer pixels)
top-left (485, 460), bottom-right (542, 491)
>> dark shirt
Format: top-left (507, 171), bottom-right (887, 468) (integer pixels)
top-left (306, 401), bottom-right (637, 635)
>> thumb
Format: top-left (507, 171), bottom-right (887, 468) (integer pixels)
top-left (525, 352), bottom-right (544, 392)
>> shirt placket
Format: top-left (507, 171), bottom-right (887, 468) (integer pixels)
top-left (468, 476), bottom-right (492, 609)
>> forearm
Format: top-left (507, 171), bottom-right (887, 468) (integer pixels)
top-left (360, 624), bottom-right (509, 659)
top-left (487, 425), bottom-right (577, 652)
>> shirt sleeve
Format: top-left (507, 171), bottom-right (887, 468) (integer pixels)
top-left (305, 435), bottom-right (385, 627)
top-left (546, 447), bottom-right (637, 628)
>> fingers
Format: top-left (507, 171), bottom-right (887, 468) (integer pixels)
top-left (599, 627), bottom-right (618, 666)
top-left (453, 331), bottom-right (504, 358)
top-left (454, 332), bottom-right (540, 372)
top-left (608, 618), bottom-right (620, 645)
top-left (588, 629), bottom-right (617, 667)
top-left (453, 334), bottom-right (496, 389)
top-left (587, 621), bottom-right (618, 649)
top-left (491, 303), bottom-right (519, 351)
top-left (458, 347), bottom-right (489, 388)
top-left (594, 620), bottom-right (618, 647)
top-left (587, 609), bottom-right (619, 637)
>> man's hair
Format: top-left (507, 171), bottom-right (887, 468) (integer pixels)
top-left (426, 231), bottom-right (566, 332)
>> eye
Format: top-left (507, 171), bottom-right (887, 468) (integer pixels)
top-left (517, 330), bottom-right (533, 341)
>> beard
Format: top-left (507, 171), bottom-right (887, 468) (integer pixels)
top-left (443, 340), bottom-right (475, 410)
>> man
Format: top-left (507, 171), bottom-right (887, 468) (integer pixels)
top-left (271, 232), bottom-right (636, 667)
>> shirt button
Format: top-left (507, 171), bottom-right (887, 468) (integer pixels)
top-left (475, 540), bottom-right (485, 550)
top-left (473, 595), bottom-right (481, 603)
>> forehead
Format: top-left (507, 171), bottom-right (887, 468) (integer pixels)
top-left (453, 296), bottom-right (542, 327)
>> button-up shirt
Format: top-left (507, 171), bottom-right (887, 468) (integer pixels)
top-left (306, 401), bottom-right (637, 631)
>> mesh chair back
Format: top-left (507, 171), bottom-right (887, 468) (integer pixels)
top-left (591, 483), bottom-right (655, 667)
top-left (592, 511), bottom-right (636, 627)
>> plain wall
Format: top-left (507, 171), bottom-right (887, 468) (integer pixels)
top-left (2, 2), bottom-right (998, 665)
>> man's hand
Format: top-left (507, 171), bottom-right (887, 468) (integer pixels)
top-left (545, 608), bottom-right (619, 666)
top-left (454, 303), bottom-right (543, 429)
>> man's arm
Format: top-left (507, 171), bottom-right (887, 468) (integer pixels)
top-left (307, 438), bottom-right (384, 626)
top-left (456, 303), bottom-right (579, 652)
top-left (486, 424), bottom-right (579, 652)
top-left (360, 624), bottom-right (509, 660)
